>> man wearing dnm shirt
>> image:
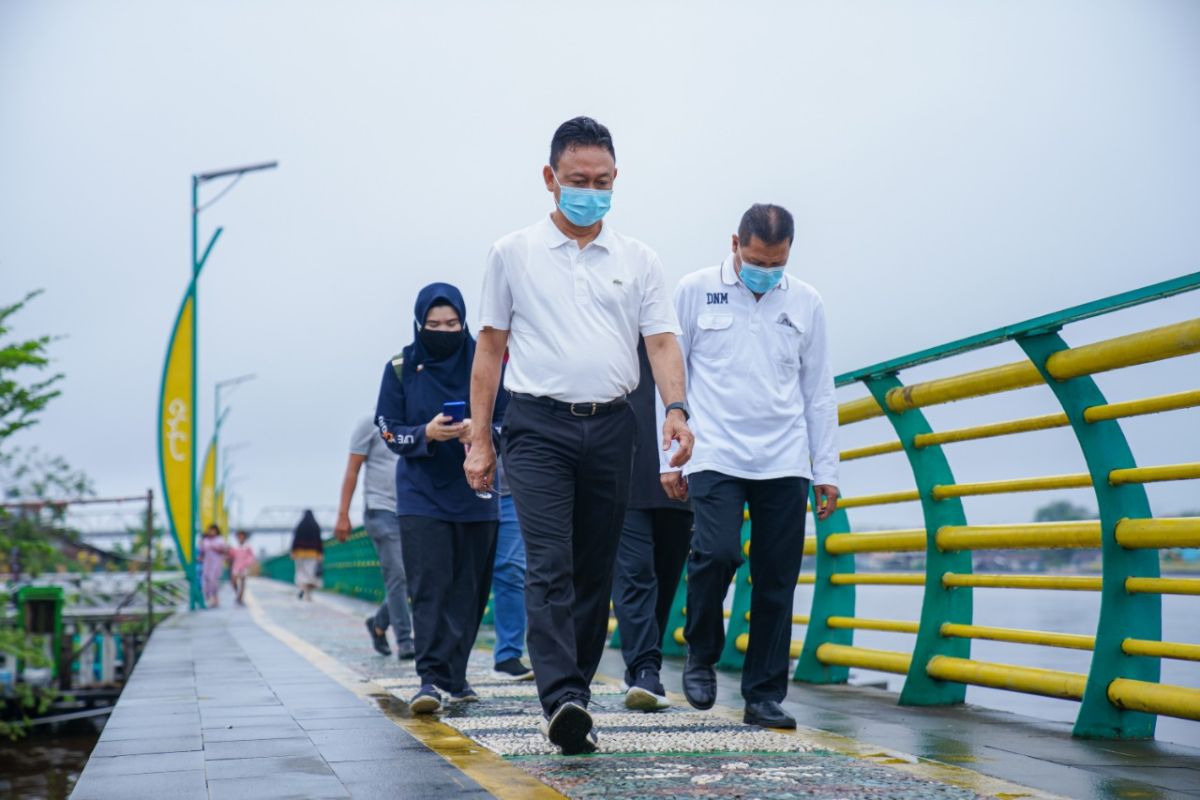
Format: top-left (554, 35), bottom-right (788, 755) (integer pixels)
top-left (663, 204), bottom-right (840, 730)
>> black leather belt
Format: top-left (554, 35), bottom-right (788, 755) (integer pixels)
top-left (510, 392), bottom-right (628, 417)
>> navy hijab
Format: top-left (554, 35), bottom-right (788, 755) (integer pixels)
top-left (403, 282), bottom-right (475, 403)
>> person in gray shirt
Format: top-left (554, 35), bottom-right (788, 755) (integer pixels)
top-left (335, 416), bottom-right (415, 659)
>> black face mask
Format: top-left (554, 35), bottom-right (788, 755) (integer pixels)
top-left (419, 328), bottom-right (465, 360)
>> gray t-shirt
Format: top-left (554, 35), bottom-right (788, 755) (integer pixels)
top-left (350, 416), bottom-right (399, 513)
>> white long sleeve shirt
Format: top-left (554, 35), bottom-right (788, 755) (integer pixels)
top-left (662, 255), bottom-right (839, 486)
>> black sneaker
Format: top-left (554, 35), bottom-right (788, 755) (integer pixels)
top-left (490, 658), bottom-right (534, 681)
top-left (447, 683), bottom-right (479, 703)
top-left (365, 618), bottom-right (391, 656)
top-left (397, 641), bottom-right (416, 661)
top-left (624, 668), bottom-right (671, 712)
top-left (409, 684), bottom-right (442, 714)
top-left (540, 700), bottom-right (595, 755)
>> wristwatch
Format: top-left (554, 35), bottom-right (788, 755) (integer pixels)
top-left (665, 401), bottom-right (691, 421)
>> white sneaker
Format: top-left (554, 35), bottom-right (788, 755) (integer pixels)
top-left (624, 685), bottom-right (671, 712)
top-left (624, 669), bottom-right (671, 712)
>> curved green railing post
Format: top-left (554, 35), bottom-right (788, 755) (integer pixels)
top-left (794, 491), bottom-right (854, 683)
top-left (661, 566), bottom-right (689, 658)
top-left (716, 517), bottom-right (754, 671)
top-left (864, 375), bottom-right (972, 706)
top-left (1018, 333), bottom-right (1160, 739)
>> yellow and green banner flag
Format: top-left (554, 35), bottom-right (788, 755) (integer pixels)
top-left (157, 282), bottom-right (198, 592)
top-left (199, 436), bottom-right (217, 532)
top-left (215, 486), bottom-right (229, 538)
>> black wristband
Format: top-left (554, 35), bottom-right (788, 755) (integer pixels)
top-left (665, 401), bottom-right (690, 421)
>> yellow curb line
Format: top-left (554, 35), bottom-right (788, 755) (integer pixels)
top-left (244, 583), bottom-right (565, 800)
top-left (252, 580), bottom-right (1061, 800)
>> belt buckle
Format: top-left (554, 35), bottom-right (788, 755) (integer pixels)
top-left (570, 402), bottom-right (598, 417)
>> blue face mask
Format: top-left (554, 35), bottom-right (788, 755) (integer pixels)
top-left (554, 175), bottom-right (612, 227)
top-left (739, 258), bottom-right (785, 294)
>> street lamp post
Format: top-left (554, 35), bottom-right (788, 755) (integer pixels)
top-left (184, 160), bottom-right (276, 607)
top-left (214, 373), bottom-right (256, 506)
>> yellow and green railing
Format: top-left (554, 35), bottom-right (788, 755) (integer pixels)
top-left (661, 271), bottom-right (1200, 740)
top-left (259, 271), bottom-right (1199, 742)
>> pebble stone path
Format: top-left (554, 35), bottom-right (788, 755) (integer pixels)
top-left (248, 579), bottom-right (1016, 799)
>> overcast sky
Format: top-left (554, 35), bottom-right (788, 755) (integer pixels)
top-left (2, 0), bottom-right (1198, 547)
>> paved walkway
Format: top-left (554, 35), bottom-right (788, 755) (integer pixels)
top-left (71, 579), bottom-right (1200, 799)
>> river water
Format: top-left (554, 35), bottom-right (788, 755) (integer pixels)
top-left (0, 720), bottom-right (101, 800)
top-left (789, 584), bottom-right (1200, 747)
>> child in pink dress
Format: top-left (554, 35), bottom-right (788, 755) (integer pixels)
top-left (199, 525), bottom-right (229, 607)
top-left (228, 530), bottom-right (257, 606)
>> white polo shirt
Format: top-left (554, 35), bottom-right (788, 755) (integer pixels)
top-left (662, 254), bottom-right (839, 485)
top-left (478, 215), bottom-right (680, 403)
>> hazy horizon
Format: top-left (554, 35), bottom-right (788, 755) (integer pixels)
top-left (3, 1), bottom-right (1198, 540)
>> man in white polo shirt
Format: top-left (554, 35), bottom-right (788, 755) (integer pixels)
top-left (466, 116), bottom-right (693, 755)
top-left (662, 203), bottom-right (839, 730)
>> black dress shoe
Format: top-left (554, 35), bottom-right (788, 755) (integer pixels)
top-left (682, 656), bottom-right (716, 710)
top-left (365, 618), bottom-right (391, 656)
top-left (743, 700), bottom-right (796, 729)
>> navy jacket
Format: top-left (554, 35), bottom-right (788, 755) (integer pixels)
top-left (375, 283), bottom-right (507, 522)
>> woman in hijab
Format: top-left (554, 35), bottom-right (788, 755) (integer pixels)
top-left (375, 282), bottom-right (506, 714)
top-left (290, 509), bottom-right (324, 601)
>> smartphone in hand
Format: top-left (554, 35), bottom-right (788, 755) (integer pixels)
top-left (442, 401), bottom-right (466, 423)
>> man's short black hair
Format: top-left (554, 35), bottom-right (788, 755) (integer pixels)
top-left (738, 203), bottom-right (795, 246)
top-left (550, 116), bottom-right (615, 170)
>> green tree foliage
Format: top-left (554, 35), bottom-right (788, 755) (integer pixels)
top-left (0, 291), bottom-right (62, 441)
top-left (0, 290), bottom-right (91, 738)
top-left (1034, 499), bottom-right (1095, 523)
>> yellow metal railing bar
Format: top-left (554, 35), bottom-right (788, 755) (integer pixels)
top-left (842, 322), bottom-right (1199, 446)
top-left (926, 656), bottom-right (1087, 700)
top-left (1114, 517), bottom-right (1200, 549)
top-left (1084, 388), bottom-right (1200, 422)
top-left (877, 319), bottom-right (1200, 417)
top-left (1124, 577), bottom-right (1200, 595)
top-left (838, 395), bottom-right (884, 425)
top-left (1109, 462), bottom-right (1200, 485)
top-left (837, 489), bottom-right (921, 509)
top-left (827, 616), bottom-right (921, 634)
top-left (936, 521), bottom-right (1101, 551)
top-left (885, 361), bottom-right (1042, 413)
top-left (1122, 639), bottom-right (1200, 662)
top-left (824, 530), bottom-right (926, 554)
top-left (816, 643), bottom-right (912, 675)
top-left (942, 574), bottom-right (1103, 590)
top-left (830, 573), bottom-right (924, 586)
top-left (940, 623), bottom-right (1095, 651)
top-left (1044, 318), bottom-right (1200, 380)
top-left (914, 413), bottom-right (1069, 448)
top-left (840, 440), bottom-right (905, 461)
top-left (932, 473), bottom-right (1092, 499)
top-left (1108, 679), bottom-right (1200, 722)
top-left (898, 389), bottom-right (1200, 453)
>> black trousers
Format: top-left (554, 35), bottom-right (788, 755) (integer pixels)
top-left (398, 515), bottom-right (497, 693)
top-left (612, 507), bottom-right (694, 684)
top-left (684, 471), bottom-right (809, 704)
top-left (503, 396), bottom-right (636, 716)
